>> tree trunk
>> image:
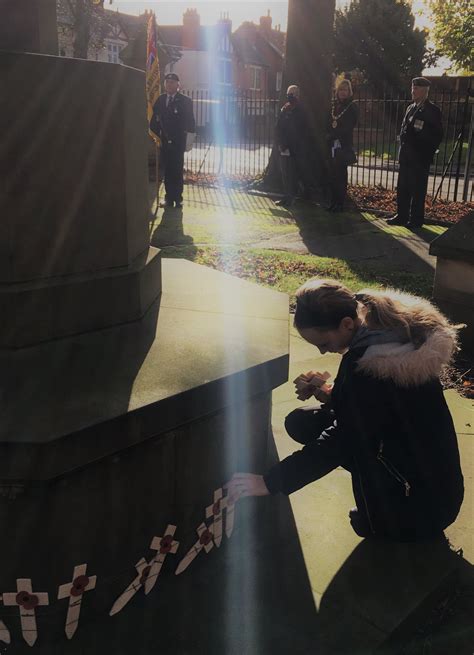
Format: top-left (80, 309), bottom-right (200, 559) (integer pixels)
top-left (73, 0), bottom-right (91, 59)
top-left (263, 0), bottom-right (335, 194)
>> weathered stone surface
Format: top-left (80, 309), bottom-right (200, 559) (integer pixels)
top-left (0, 53), bottom-right (150, 281)
top-left (0, 51), bottom-right (160, 346)
top-left (0, 264), bottom-right (295, 653)
top-left (430, 213), bottom-right (474, 353)
top-left (0, 0), bottom-right (58, 55)
top-left (429, 212), bottom-right (474, 264)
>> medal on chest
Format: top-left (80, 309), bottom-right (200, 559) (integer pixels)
top-left (332, 120), bottom-right (338, 128)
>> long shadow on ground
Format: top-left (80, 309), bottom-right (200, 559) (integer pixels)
top-left (284, 204), bottom-right (437, 277)
top-left (150, 206), bottom-right (198, 260)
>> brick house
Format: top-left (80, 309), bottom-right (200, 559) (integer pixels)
top-left (232, 12), bottom-right (285, 99)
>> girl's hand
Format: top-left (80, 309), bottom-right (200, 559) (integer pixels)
top-left (312, 384), bottom-right (333, 403)
top-left (224, 473), bottom-right (270, 504)
top-left (293, 371), bottom-right (331, 401)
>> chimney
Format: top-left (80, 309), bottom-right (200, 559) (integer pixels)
top-left (183, 8), bottom-right (200, 50)
top-left (217, 11), bottom-right (232, 34)
top-left (259, 9), bottom-right (272, 33)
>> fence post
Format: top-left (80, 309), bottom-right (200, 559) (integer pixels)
top-left (462, 98), bottom-right (473, 202)
top-left (453, 89), bottom-right (471, 201)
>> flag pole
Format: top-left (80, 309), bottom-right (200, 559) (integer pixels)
top-left (154, 145), bottom-right (161, 218)
top-left (146, 11), bottom-right (162, 219)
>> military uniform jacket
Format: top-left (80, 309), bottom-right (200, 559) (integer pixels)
top-left (399, 99), bottom-right (443, 165)
top-left (150, 92), bottom-right (196, 152)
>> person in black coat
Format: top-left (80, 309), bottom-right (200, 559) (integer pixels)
top-left (226, 279), bottom-right (464, 543)
top-left (150, 73), bottom-right (196, 208)
top-left (327, 79), bottom-right (358, 212)
top-left (275, 85), bottom-right (312, 208)
top-left (387, 77), bottom-right (443, 228)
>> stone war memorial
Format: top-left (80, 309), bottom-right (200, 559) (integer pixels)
top-left (0, 1), bottom-right (320, 652)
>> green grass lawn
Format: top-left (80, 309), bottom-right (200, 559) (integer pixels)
top-left (161, 245), bottom-right (433, 308)
top-left (359, 139), bottom-right (469, 166)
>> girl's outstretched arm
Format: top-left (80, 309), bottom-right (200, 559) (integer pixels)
top-left (224, 473), bottom-right (270, 503)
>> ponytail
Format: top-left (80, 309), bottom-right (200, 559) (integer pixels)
top-left (294, 279), bottom-right (458, 348)
top-left (354, 288), bottom-right (456, 347)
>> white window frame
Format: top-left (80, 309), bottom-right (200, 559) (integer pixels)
top-left (276, 71), bottom-right (282, 92)
top-left (107, 41), bottom-right (122, 64)
top-left (218, 58), bottom-right (232, 86)
top-left (249, 65), bottom-right (261, 91)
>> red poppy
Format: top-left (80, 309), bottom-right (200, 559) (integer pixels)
top-left (16, 592), bottom-right (39, 610)
top-left (199, 530), bottom-right (213, 546)
top-left (160, 535), bottom-right (173, 554)
top-left (70, 575), bottom-right (90, 597)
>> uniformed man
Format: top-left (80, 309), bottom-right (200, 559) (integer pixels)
top-left (150, 73), bottom-right (195, 208)
top-left (387, 77), bottom-right (443, 228)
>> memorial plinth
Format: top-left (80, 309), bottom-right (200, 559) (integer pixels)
top-left (0, 0), bottom-right (58, 55)
top-left (0, 51), bottom-right (161, 347)
top-left (0, 261), bottom-right (290, 652)
top-left (0, 33), bottom-right (313, 653)
top-left (430, 212), bottom-right (474, 355)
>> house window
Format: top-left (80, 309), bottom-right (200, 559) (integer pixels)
top-left (250, 66), bottom-right (261, 91)
top-left (107, 43), bottom-right (121, 64)
top-left (276, 71), bottom-right (282, 92)
top-left (218, 59), bottom-right (232, 85)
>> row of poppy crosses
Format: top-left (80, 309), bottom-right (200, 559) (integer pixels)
top-left (0, 488), bottom-right (235, 648)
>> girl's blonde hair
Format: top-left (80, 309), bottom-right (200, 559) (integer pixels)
top-left (294, 279), bottom-right (455, 347)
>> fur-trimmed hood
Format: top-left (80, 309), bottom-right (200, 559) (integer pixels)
top-left (356, 325), bottom-right (457, 387)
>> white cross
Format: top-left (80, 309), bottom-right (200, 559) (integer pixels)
top-left (205, 489), bottom-right (228, 547)
top-left (0, 601), bottom-right (10, 645)
top-left (145, 524), bottom-right (179, 595)
top-left (58, 564), bottom-right (97, 640)
top-left (2, 579), bottom-right (49, 647)
top-left (175, 522), bottom-right (214, 575)
top-left (109, 558), bottom-right (151, 616)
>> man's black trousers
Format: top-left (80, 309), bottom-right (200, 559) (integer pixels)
top-left (396, 158), bottom-right (430, 225)
top-left (160, 144), bottom-right (185, 203)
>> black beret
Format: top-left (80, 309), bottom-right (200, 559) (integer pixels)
top-left (165, 73), bottom-right (179, 82)
top-left (412, 77), bottom-right (431, 87)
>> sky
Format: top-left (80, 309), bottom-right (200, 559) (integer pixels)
top-left (110, 0), bottom-right (449, 74)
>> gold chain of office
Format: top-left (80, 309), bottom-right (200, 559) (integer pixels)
top-left (331, 101), bottom-right (355, 128)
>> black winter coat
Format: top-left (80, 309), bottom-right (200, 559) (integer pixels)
top-left (264, 326), bottom-right (464, 541)
top-left (327, 99), bottom-right (358, 150)
top-left (150, 92), bottom-right (196, 152)
top-left (275, 101), bottom-right (310, 157)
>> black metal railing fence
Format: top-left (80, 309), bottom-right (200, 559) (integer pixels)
top-left (180, 87), bottom-right (473, 202)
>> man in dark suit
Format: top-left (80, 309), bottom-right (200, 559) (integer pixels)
top-left (150, 73), bottom-right (195, 208)
top-left (387, 77), bottom-right (443, 228)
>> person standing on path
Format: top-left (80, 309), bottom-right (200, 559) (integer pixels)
top-left (387, 77), bottom-right (443, 229)
top-left (275, 85), bottom-right (312, 208)
top-left (226, 279), bottom-right (464, 543)
top-left (326, 79), bottom-right (358, 212)
top-left (150, 73), bottom-right (196, 209)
